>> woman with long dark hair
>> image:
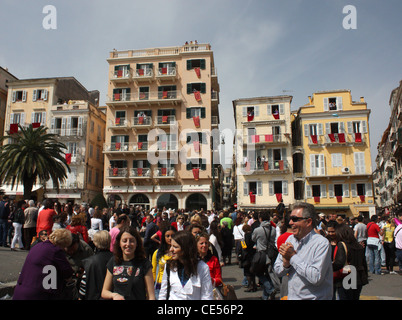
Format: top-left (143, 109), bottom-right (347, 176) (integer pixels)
top-left (101, 226), bottom-right (155, 300)
top-left (158, 231), bottom-right (213, 300)
top-left (152, 226), bottom-right (176, 299)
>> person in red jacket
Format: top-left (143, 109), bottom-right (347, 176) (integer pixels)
top-left (66, 215), bottom-right (89, 243)
top-left (36, 199), bottom-right (57, 237)
top-left (196, 232), bottom-right (222, 287)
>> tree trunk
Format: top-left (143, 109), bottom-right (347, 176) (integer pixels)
top-left (23, 177), bottom-right (34, 200)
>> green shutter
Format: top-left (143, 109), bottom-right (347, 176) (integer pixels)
top-left (200, 59), bottom-right (206, 70)
top-left (201, 107), bottom-right (206, 118)
top-left (187, 161), bottom-right (192, 170)
top-left (187, 83), bottom-right (192, 94)
top-left (187, 60), bottom-right (192, 70)
top-left (186, 108), bottom-right (192, 119)
top-left (133, 160), bottom-right (138, 168)
top-left (201, 83), bottom-right (206, 94)
top-left (201, 159), bottom-right (206, 170)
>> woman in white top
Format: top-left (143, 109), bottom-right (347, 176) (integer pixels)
top-left (88, 209), bottom-right (104, 241)
top-left (208, 220), bottom-right (224, 266)
top-left (158, 231), bottom-right (213, 300)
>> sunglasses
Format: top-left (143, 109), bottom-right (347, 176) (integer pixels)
top-left (289, 216), bottom-right (310, 222)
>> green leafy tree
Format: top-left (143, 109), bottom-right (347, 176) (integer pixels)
top-left (0, 124), bottom-right (70, 199)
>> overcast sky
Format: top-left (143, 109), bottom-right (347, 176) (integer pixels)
top-left (1, 0), bottom-right (401, 169)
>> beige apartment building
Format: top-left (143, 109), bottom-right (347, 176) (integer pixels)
top-left (0, 67), bottom-right (18, 140)
top-left (4, 77), bottom-right (104, 203)
top-left (104, 43), bottom-right (221, 210)
top-left (233, 96), bottom-right (294, 211)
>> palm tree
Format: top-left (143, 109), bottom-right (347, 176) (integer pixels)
top-left (0, 124), bottom-right (71, 199)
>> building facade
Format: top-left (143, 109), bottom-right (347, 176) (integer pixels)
top-left (293, 90), bottom-right (375, 218)
top-left (374, 80), bottom-right (402, 212)
top-left (104, 43), bottom-right (221, 210)
top-left (0, 67), bottom-right (18, 140)
top-left (233, 96), bottom-right (294, 211)
top-left (4, 77), bottom-right (103, 202)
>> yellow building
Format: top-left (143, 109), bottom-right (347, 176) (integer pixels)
top-left (233, 96), bottom-right (294, 211)
top-left (4, 77), bottom-right (104, 203)
top-left (104, 43), bottom-right (221, 210)
top-left (0, 67), bottom-right (18, 140)
top-left (293, 90), bottom-right (375, 218)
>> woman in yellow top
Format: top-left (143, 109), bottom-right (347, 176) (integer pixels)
top-left (152, 226), bottom-right (176, 299)
top-left (382, 218), bottom-right (397, 274)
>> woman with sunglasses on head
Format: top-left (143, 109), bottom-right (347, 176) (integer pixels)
top-left (158, 231), bottom-right (213, 300)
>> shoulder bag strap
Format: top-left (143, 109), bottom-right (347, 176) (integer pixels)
top-left (166, 263), bottom-right (170, 300)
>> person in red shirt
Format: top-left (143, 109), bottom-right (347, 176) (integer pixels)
top-left (36, 199), bottom-right (57, 237)
top-left (196, 232), bottom-right (222, 287)
top-left (277, 215), bottom-right (292, 250)
top-left (66, 215), bottom-right (89, 243)
top-left (366, 215), bottom-right (383, 275)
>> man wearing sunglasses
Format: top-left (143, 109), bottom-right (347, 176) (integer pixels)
top-left (273, 202), bottom-right (333, 300)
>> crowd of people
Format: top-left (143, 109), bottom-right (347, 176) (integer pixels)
top-left (0, 194), bottom-right (401, 300)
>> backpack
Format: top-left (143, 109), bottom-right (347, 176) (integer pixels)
top-left (250, 226), bottom-right (278, 276)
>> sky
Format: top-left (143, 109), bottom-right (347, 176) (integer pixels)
top-left (1, 0), bottom-right (401, 170)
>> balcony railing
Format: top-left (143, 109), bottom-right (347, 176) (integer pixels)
top-left (129, 168), bottom-right (151, 178)
top-left (156, 67), bottom-right (177, 77)
top-left (324, 133), bottom-right (349, 144)
top-left (133, 68), bottom-right (154, 79)
top-left (131, 116), bottom-right (153, 127)
top-left (107, 90), bottom-right (180, 104)
top-left (245, 134), bottom-right (287, 144)
top-left (107, 168), bottom-right (128, 178)
top-left (154, 167), bottom-right (176, 178)
top-left (111, 69), bottom-right (131, 80)
top-left (156, 115), bottom-right (176, 126)
top-left (50, 128), bottom-right (84, 137)
top-left (242, 160), bottom-right (290, 173)
top-left (108, 118), bottom-right (130, 129)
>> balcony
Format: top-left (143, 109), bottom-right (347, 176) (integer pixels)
top-left (153, 167), bottom-right (176, 179)
top-left (110, 70), bottom-right (132, 84)
top-left (107, 118), bottom-right (131, 131)
top-left (129, 168), bottom-right (151, 179)
top-left (133, 68), bottom-right (154, 83)
top-left (103, 142), bottom-right (131, 154)
top-left (155, 115), bottom-right (176, 127)
top-left (244, 134), bottom-right (289, 146)
top-left (241, 160), bottom-right (290, 174)
top-left (50, 128), bottom-right (84, 138)
top-left (131, 116), bottom-right (153, 130)
top-left (324, 133), bottom-right (348, 145)
top-left (155, 67), bottom-right (177, 81)
top-left (106, 90), bottom-right (181, 107)
top-left (107, 168), bottom-right (128, 179)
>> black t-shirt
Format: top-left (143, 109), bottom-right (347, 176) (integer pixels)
top-left (106, 257), bottom-right (152, 300)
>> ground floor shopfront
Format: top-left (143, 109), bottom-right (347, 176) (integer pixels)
top-left (103, 184), bottom-right (213, 211)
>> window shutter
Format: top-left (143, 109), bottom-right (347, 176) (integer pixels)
top-left (243, 182), bottom-right (249, 196)
top-left (41, 112), bottom-right (46, 126)
top-left (323, 98), bottom-right (329, 111)
top-left (362, 121), bottom-right (367, 133)
top-left (318, 123), bottom-right (323, 136)
top-left (279, 104), bottom-right (284, 115)
top-left (200, 59), bottom-right (206, 70)
top-left (61, 118), bottom-right (66, 135)
top-left (33, 90), bottom-right (37, 102)
top-left (269, 181), bottom-right (274, 196)
top-left (186, 160), bottom-right (192, 170)
top-left (337, 97), bottom-right (343, 110)
top-left (201, 83), bottom-right (206, 94)
top-left (268, 149), bottom-right (273, 163)
top-left (306, 184), bottom-right (312, 198)
top-left (12, 91), bottom-right (16, 102)
top-left (304, 124), bottom-right (309, 136)
top-left (242, 107), bottom-right (247, 117)
top-left (31, 112), bottom-right (35, 124)
top-left (351, 184), bottom-right (357, 197)
top-left (320, 184), bottom-right (326, 198)
top-left (310, 154), bottom-right (316, 176)
top-left (347, 121), bottom-right (353, 134)
top-left (201, 158), bottom-right (206, 170)
top-left (43, 89), bottom-right (48, 101)
top-left (187, 83), bottom-right (192, 94)
top-left (328, 184), bottom-right (334, 198)
top-left (201, 107), bottom-right (206, 118)
top-left (186, 108), bottom-right (191, 119)
top-left (10, 113), bottom-right (14, 124)
top-left (22, 91), bottom-right (27, 102)
top-left (257, 181), bottom-right (262, 196)
top-left (254, 106), bottom-right (259, 117)
top-left (319, 154), bottom-right (325, 175)
top-left (282, 180), bottom-right (288, 195)
top-left (343, 184), bottom-right (349, 197)
top-left (366, 183), bottom-right (373, 196)
top-left (339, 122), bottom-right (345, 133)
top-left (325, 123), bottom-right (330, 134)
top-left (187, 60), bottom-right (192, 70)
top-left (267, 105), bottom-right (272, 115)
top-left (21, 113), bottom-right (25, 125)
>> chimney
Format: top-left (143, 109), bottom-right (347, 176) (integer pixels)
top-left (360, 97), bottom-right (365, 102)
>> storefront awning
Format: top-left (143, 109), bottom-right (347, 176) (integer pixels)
top-left (2, 184), bottom-right (42, 196)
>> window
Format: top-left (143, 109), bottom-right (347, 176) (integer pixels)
top-left (12, 90), bottom-right (27, 102)
top-left (334, 184), bottom-right (343, 197)
top-left (110, 160), bottom-right (127, 168)
top-left (10, 112), bottom-right (25, 125)
top-left (158, 85), bottom-right (177, 99)
top-left (186, 107), bottom-right (206, 119)
top-left (115, 111), bottom-right (126, 125)
top-left (187, 59), bottom-right (206, 70)
top-left (243, 181), bottom-right (262, 196)
top-left (312, 185), bottom-right (321, 197)
top-left (354, 152), bottom-right (366, 174)
top-left (31, 112), bottom-right (46, 125)
top-left (267, 104), bottom-right (284, 117)
top-left (357, 184), bottom-right (365, 196)
top-left (113, 88), bottom-right (131, 101)
top-left (33, 89), bottom-right (48, 101)
top-left (331, 153), bottom-right (343, 167)
top-left (186, 132), bottom-right (207, 144)
top-left (158, 62), bottom-right (176, 75)
top-left (186, 158), bottom-right (206, 170)
top-left (66, 142), bottom-right (77, 156)
top-left (323, 97), bottom-right (343, 111)
top-left (329, 184), bottom-right (349, 198)
top-left (268, 180), bottom-right (288, 195)
top-left (139, 87), bottom-right (149, 100)
top-left (187, 83), bottom-right (206, 94)
top-left (133, 160), bottom-right (150, 168)
top-left (136, 63), bottom-right (153, 76)
top-left (310, 154), bottom-right (325, 176)
top-left (114, 64), bottom-right (130, 78)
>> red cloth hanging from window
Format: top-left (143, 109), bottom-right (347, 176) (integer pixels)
top-left (193, 116), bottom-right (200, 128)
top-left (115, 118), bottom-right (120, 125)
top-left (192, 168), bottom-right (199, 180)
top-left (314, 196), bottom-right (320, 203)
top-left (194, 90), bottom-right (201, 102)
top-left (245, 162), bottom-right (251, 172)
top-left (336, 196), bottom-right (342, 203)
top-left (32, 122), bottom-right (40, 128)
top-left (137, 168), bottom-right (143, 176)
top-left (9, 123), bottom-right (18, 134)
top-left (113, 168), bottom-right (119, 176)
top-left (115, 142), bottom-right (121, 150)
top-left (193, 140), bottom-right (200, 153)
top-left (311, 135), bottom-right (318, 144)
top-left (138, 116), bottom-right (144, 125)
top-left (162, 91), bottom-right (168, 99)
top-left (338, 133), bottom-right (345, 143)
top-left (117, 70), bottom-right (123, 77)
top-left (138, 142), bottom-right (143, 150)
top-left (328, 133), bottom-right (336, 142)
top-left (251, 135), bottom-right (260, 143)
top-left (359, 195), bottom-right (365, 202)
top-left (275, 193), bottom-right (282, 203)
top-left (65, 153), bottom-right (72, 164)
top-left (278, 160), bottom-right (284, 170)
top-left (161, 67), bottom-right (167, 75)
top-left (138, 69), bottom-right (144, 76)
top-left (265, 134), bottom-right (273, 142)
top-left (247, 113), bottom-right (254, 122)
top-left (194, 67), bottom-right (201, 78)
top-left (263, 161), bottom-right (269, 171)
top-left (139, 92), bottom-right (146, 100)
top-left (114, 93), bottom-right (120, 101)
top-left (161, 167), bottom-right (167, 176)
top-left (249, 192), bottom-right (256, 204)
top-left (162, 115), bottom-right (168, 123)
top-left (355, 132), bottom-right (362, 142)
top-left (273, 112), bottom-right (280, 120)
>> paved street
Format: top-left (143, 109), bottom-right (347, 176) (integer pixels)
top-left (0, 246), bottom-right (401, 300)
